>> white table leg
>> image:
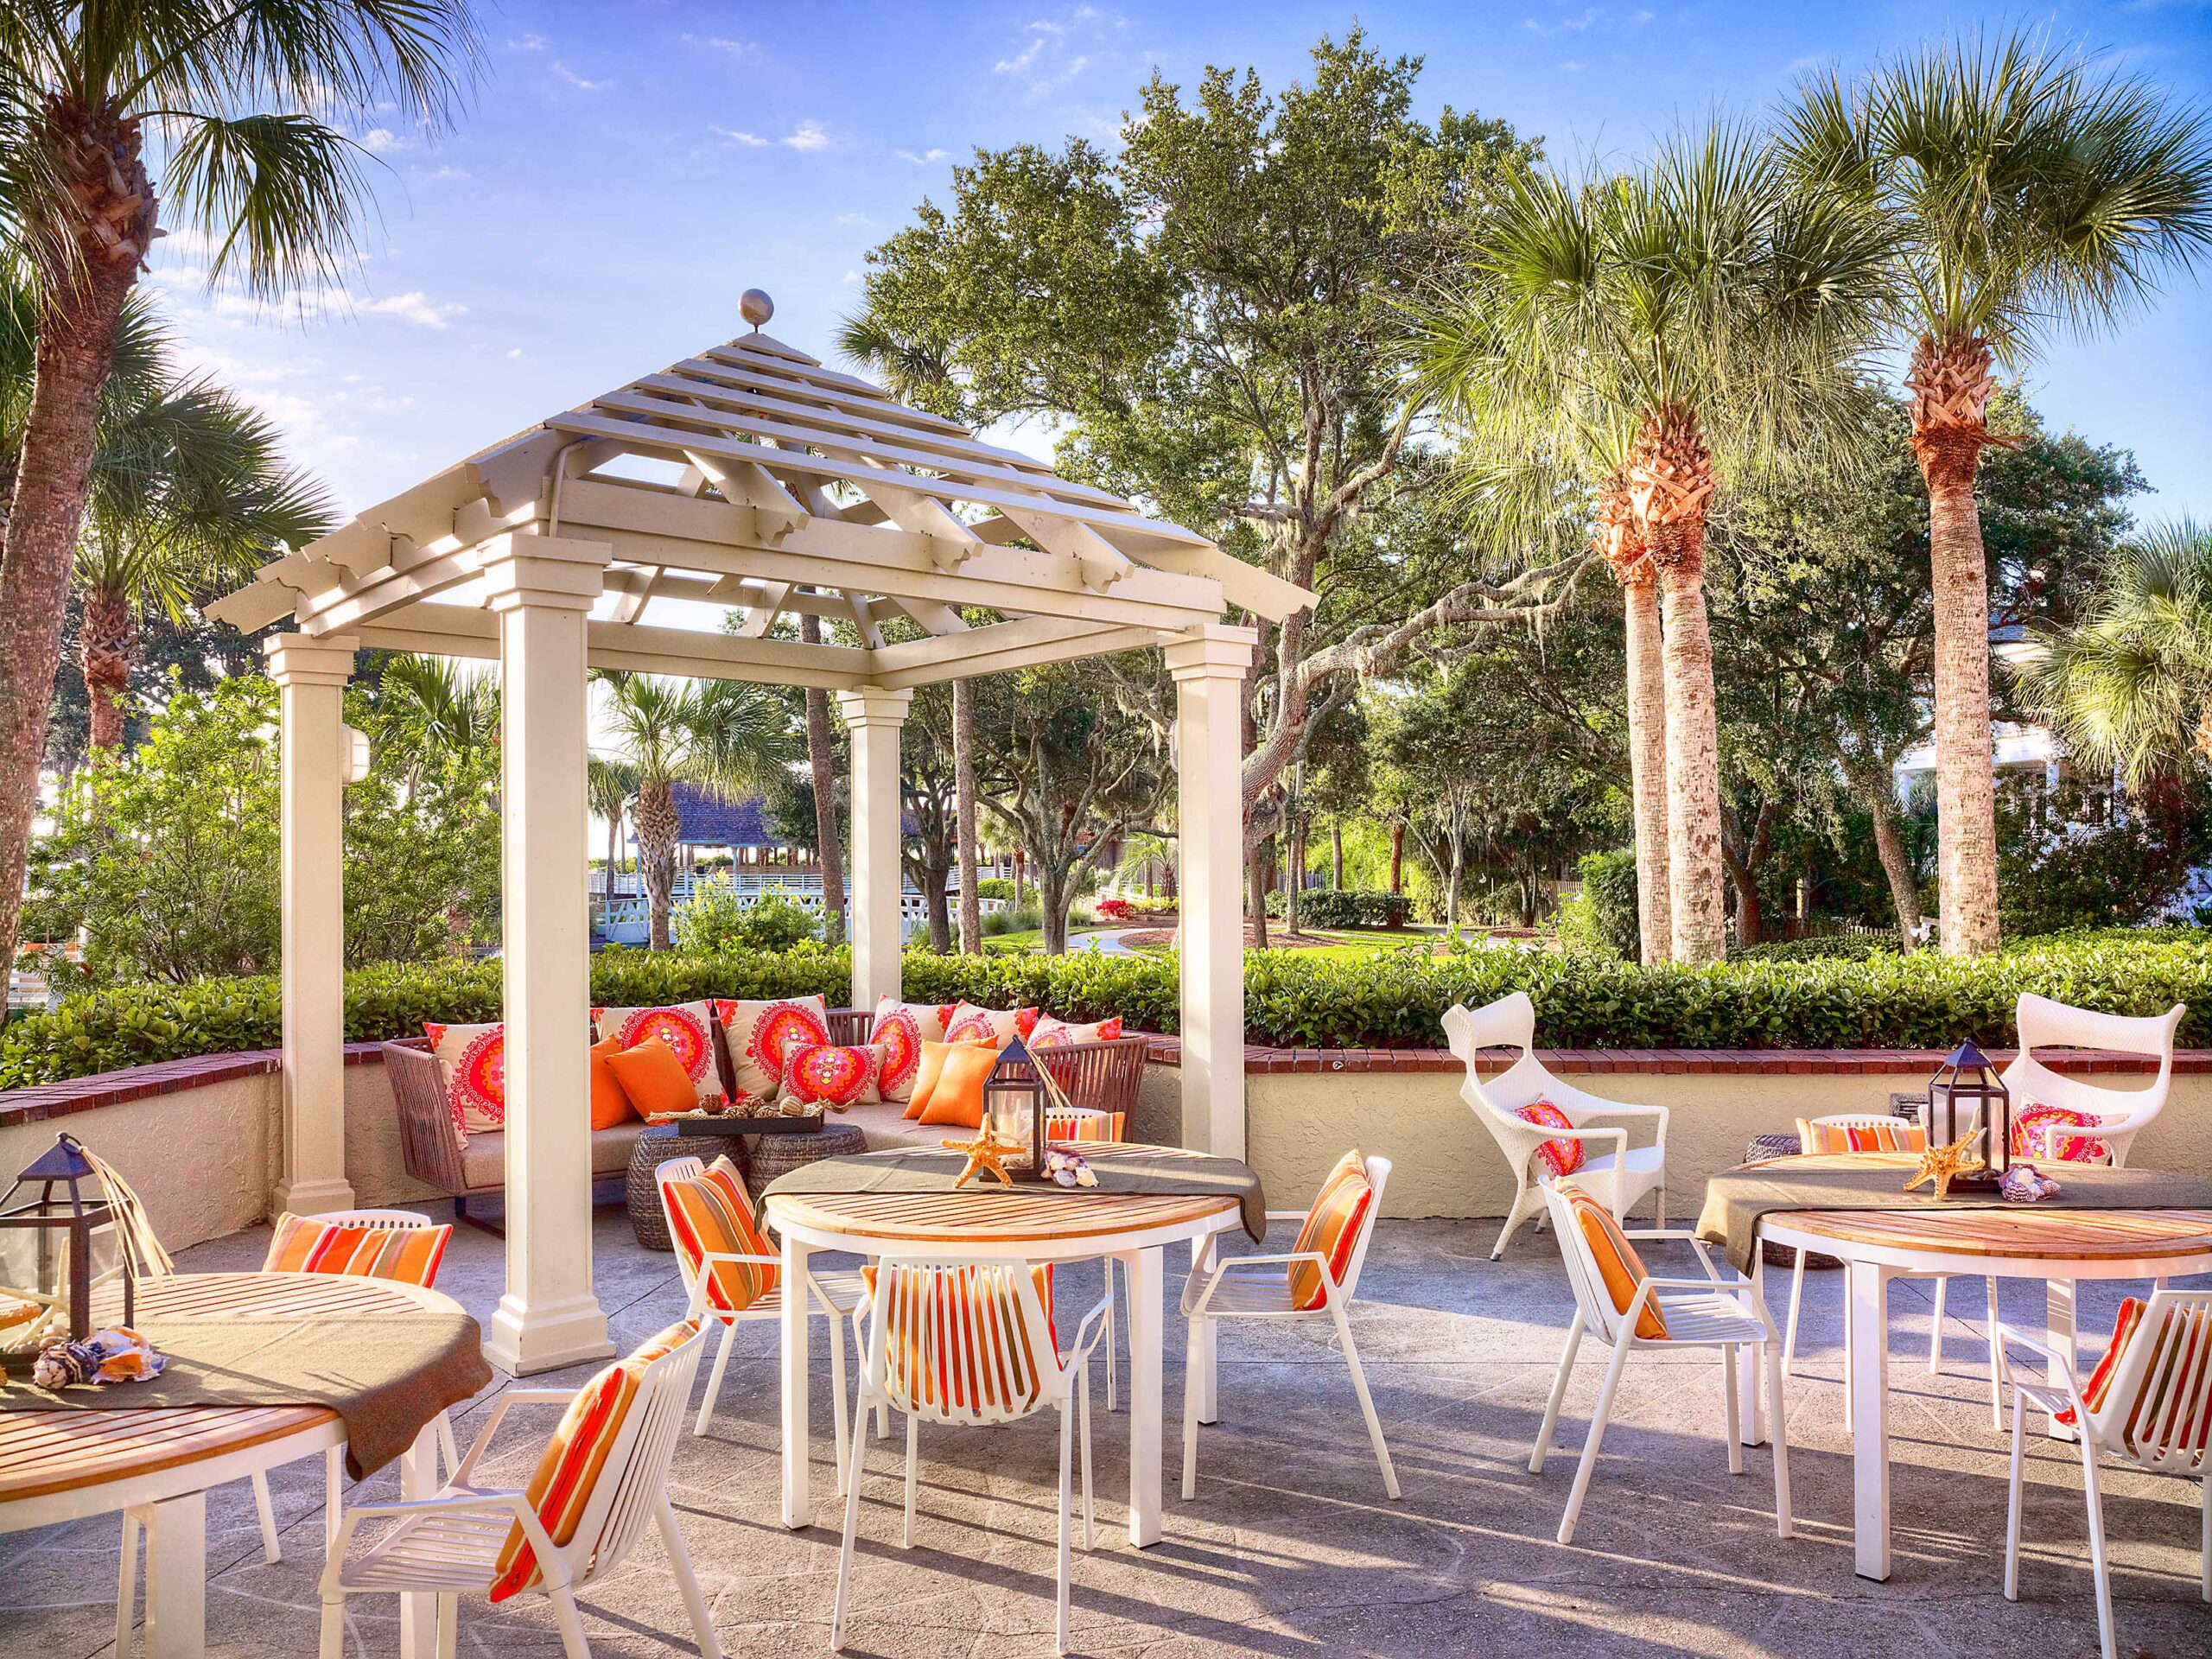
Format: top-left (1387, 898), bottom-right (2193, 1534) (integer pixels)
top-left (2046, 1277), bottom-right (2077, 1441)
top-left (143, 1490), bottom-right (207, 1659)
top-left (1737, 1255), bottom-right (1766, 1446)
top-left (398, 1426), bottom-right (437, 1659)
top-left (1123, 1245), bottom-right (1165, 1548)
top-left (781, 1234), bottom-right (814, 1529)
top-left (1189, 1232), bottom-right (1218, 1427)
top-left (1847, 1260), bottom-right (1891, 1581)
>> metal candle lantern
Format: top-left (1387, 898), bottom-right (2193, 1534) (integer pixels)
top-left (984, 1038), bottom-right (1050, 1178)
top-left (0, 1133), bottom-right (127, 1365)
top-left (1925, 1040), bottom-right (2009, 1192)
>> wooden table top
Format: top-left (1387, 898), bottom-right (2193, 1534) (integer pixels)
top-left (767, 1186), bottom-right (1239, 1245)
top-left (1766, 1206), bottom-right (2212, 1262)
top-left (1, 1273), bottom-right (451, 1509)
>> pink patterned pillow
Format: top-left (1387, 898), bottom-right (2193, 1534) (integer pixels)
top-left (778, 1043), bottom-right (886, 1111)
top-left (1030, 1014), bottom-right (1125, 1050)
top-left (868, 998), bottom-right (950, 1102)
top-left (1515, 1101), bottom-right (1585, 1178)
top-left (424, 1020), bottom-right (505, 1139)
top-left (2012, 1102), bottom-right (2113, 1164)
top-left (713, 996), bottom-right (831, 1098)
top-left (942, 1001), bottom-right (1039, 1047)
top-left (591, 1001), bottom-right (723, 1109)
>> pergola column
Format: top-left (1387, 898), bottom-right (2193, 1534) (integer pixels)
top-left (481, 533), bottom-right (614, 1376)
top-left (267, 632), bottom-right (360, 1216)
top-left (1166, 625), bottom-right (1257, 1158)
top-left (836, 687), bottom-right (913, 1010)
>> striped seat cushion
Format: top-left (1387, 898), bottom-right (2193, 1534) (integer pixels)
top-left (1516, 1102), bottom-right (1585, 1177)
top-left (262, 1214), bottom-right (450, 1287)
top-left (861, 1262), bottom-right (1058, 1417)
top-left (2056, 1297), bottom-right (2210, 1452)
top-left (1564, 1189), bottom-right (1668, 1339)
top-left (489, 1318), bottom-right (700, 1601)
top-left (1796, 1118), bottom-right (1927, 1154)
top-left (2012, 1103), bottom-right (2113, 1164)
top-left (1287, 1151), bottom-right (1376, 1312)
top-left (662, 1156), bottom-right (778, 1313)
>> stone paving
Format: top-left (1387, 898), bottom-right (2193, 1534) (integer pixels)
top-left (3, 1209), bottom-right (2207, 1658)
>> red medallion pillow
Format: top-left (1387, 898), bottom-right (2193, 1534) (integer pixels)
top-left (424, 1020), bottom-right (505, 1139)
top-left (778, 1043), bottom-right (887, 1111)
top-left (868, 997), bottom-right (952, 1101)
top-left (715, 995), bottom-right (832, 1099)
top-left (1029, 1014), bottom-right (1124, 1050)
top-left (2012, 1103), bottom-right (2113, 1164)
top-left (942, 1001), bottom-right (1038, 1047)
top-left (1515, 1101), bottom-right (1585, 1178)
top-left (591, 1001), bottom-right (723, 1109)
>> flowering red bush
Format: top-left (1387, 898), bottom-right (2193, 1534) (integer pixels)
top-left (1094, 899), bottom-right (1133, 922)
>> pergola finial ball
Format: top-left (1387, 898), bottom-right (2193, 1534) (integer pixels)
top-left (740, 288), bottom-right (774, 330)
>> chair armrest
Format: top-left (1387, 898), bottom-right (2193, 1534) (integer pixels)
top-left (1184, 1250), bottom-right (1328, 1317)
top-left (325, 1491), bottom-right (565, 1593)
top-left (454, 1391), bottom-right (574, 1480)
top-left (1065, 1288), bottom-right (1118, 1364)
top-left (1262, 1209), bottom-right (1309, 1222)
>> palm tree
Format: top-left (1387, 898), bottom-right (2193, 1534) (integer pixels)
top-left (1421, 129), bottom-right (1888, 961)
top-left (370, 653), bottom-right (499, 779)
top-left (2016, 523), bottom-right (2212, 784)
top-left (0, 0), bottom-right (479, 969)
top-left (1782, 33), bottom-right (2212, 954)
top-left (587, 755), bottom-right (639, 905)
top-left (594, 672), bottom-right (793, 950)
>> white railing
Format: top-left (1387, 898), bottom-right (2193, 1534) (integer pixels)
top-left (591, 882), bottom-right (1007, 947)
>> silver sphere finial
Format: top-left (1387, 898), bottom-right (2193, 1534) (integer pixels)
top-left (739, 288), bottom-right (774, 331)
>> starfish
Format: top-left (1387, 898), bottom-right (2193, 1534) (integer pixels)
top-left (944, 1128), bottom-right (1024, 1189)
top-left (1902, 1131), bottom-right (1987, 1202)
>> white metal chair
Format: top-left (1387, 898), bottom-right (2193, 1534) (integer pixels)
top-left (1532, 1178), bottom-right (1792, 1546)
top-left (654, 1156), bottom-right (868, 1489)
top-left (317, 1320), bottom-right (721, 1659)
top-left (833, 1255), bottom-right (1113, 1655)
top-left (1443, 994), bottom-right (1670, 1258)
top-left (1181, 1153), bottom-right (1400, 1501)
top-left (1999, 1289), bottom-right (2210, 1659)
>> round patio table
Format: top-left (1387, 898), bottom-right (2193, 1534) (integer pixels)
top-left (766, 1168), bottom-right (1245, 1548)
top-left (0, 1273), bottom-right (466, 1659)
top-left (1751, 1205), bottom-right (2212, 1583)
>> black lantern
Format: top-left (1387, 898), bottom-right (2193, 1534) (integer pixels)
top-left (1926, 1040), bottom-right (2010, 1192)
top-left (984, 1037), bottom-right (1050, 1179)
top-left (0, 1133), bottom-right (127, 1367)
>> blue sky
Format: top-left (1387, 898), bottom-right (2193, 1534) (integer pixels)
top-left (150, 1), bottom-right (2212, 526)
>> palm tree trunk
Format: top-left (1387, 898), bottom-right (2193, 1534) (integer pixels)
top-left (953, 677), bottom-right (982, 955)
top-left (1910, 334), bottom-right (2002, 957)
top-left (605, 810), bottom-right (620, 902)
top-left (1623, 571), bottom-right (1672, 963)
top-left (81, 585), bottom-right (134, 753)
top-left (634, 781), bottom-right (679, 950)
top-left (0, 104), bottom-right (151, 969)
top-left (1655, 559), bottom-right (1726, 963)
top-left (799, 611), bottom-right (847, 945)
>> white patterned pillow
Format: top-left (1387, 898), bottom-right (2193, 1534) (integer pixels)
top-left (941, 1001), bottom-right (1038, 1049)
top-left (867, 997), bottom-right (952, 1102)
top-left (423, 1020), bottom-right (505, 1138)
top-left (714, 995), bottom-right (832, 1099)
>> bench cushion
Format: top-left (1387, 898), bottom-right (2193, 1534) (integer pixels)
top-left (459, 1121), bottom-right (646, 1189)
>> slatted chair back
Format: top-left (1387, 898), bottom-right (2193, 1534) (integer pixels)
top-left (1318, 1154), bottom-right (1392, 1305)
top-left (262, 1208), bottom-right (451, 1287)
top-left (1539, 1179), bottom-right (1650, 1345)
top-left (2000, 995), bottom-right (2184, 1167)
top-left (1796, 1115), bottom-right (1928, 1155)
top-left (550, 1323), bottom-right (711, 1589)
top-left (654, 1156), bottom-right (779, 1315)
top-left (2084, 1289), bottom-right (2212, 1473)
top-left (862, 1255), bottom-right (1064, 1427)
top-left (382, 1040), bottom-right (473, 1195)
top-left (1045, 1106), bottom-right (1127, 1143)
top-left (827, 1007), bottom-right (872, 1046)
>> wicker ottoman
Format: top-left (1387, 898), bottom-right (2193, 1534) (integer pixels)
top-left (744, 1122), bottom-right (869, 1214)
top-left (1740, 1132), bottom-right (1842, 1270)
top-left (627, 1126), bottom-right (769, 1250)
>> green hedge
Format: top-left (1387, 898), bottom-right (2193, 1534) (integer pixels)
top-left (8, 931), bottom-right (2212, 1090)
top-left (1262, 888), bottom-right (1413, 929)
top-left (1731, 935), bottom-right (1901, 963)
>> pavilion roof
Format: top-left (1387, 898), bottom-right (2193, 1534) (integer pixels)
top-left (209, 316), bottom-right (1312, 690)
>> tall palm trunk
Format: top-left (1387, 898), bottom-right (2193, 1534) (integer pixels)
top-left (604, 807), bottom-right (622, 902)
top-left (1908, 333), bottom-right (2002, 956)
top-left (0, 105), bottom-right (153, 966)
top-left (799, 610), bottom-right (846, 945)
top-left (953, 677), bottom-right (982, 954)
top-left (80, 585), bottom-right (135, 753)
top-left (633, 779), bottom-right (679, 950)
top-left (1600, 472), bottom-right (1672, 963)
top-left (1630, 409), bottom-right (1724, 963)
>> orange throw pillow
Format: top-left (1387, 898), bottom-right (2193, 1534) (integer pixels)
top-left (589, 1035), bottom-right (635, 1129)
top-left (606, 1038), bottom-right (699, 1121)
top-left (904, 1038), bottom-right (985, 1121)
top-left (916, 1042), bottom-right (999, 1130)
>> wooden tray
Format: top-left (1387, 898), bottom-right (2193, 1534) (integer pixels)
top-left (640, 1113), bottom-right (823, 1136)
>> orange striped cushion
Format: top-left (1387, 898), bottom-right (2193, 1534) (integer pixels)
top-left (861, 1262), bottom-right (1058, 1416)
top-left (1796, 1119), bottom-right (1926, 1154)
top-left (262, 1215), bottom-right (450, 1287)
top-left (663, 1157), bottom-right (779, 1313)
top-left (1287, 1151), bottom-right (1375, 1312)
top-left (1046, 1108), bottom-right (1127, 1143)
top-left (1516, 1102), bottom-right (1585, 1177)
top-left (489, 1318), bottom-right (699, 1601)
top-left (1565, 1190), bottom-right (1668, 1339)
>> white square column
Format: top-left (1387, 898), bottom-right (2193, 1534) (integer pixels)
top-left (267, 632), bottom-right (360, 1216)
top-left (482, 534), bottom-right (614, 1376)
top-left (1166, 625), bottom-right (1256, 1158)
top-left (836, 687), bottom-right (913, 1011)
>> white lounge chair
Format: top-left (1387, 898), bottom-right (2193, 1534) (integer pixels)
top-left (1443, 993), bottom-right (1669, 1259)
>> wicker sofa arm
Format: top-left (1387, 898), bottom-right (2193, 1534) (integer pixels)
top-left (383, 1040), bottom-right (467, 1193)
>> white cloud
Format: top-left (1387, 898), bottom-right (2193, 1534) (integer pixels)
top-left (713, 126), bottom-right (768, 146)
top-left (551, 62), bottom-right (609, 92)
top-left (780, 122), bottom-right (830, 151)
top-left (994, 7), bottom-right (1119, 92)
top-left (1559, 60), bottom-right (1586, 73)
top-left (683, 34), bottom-right (755, 58)
top-left (361, 290), bottom-right (465, 328)
top-left (842, 270), bottom-right (861, 284)
top-left (511, 32), bottom-right (547, 51)
top-left (417, 164), bottom-right (469, 181)
top-left (835, 212), bottom-right (872, 228)
top-left (506, 347), bottom-right (525, 359)
top-left (360, 127), bottom-right (411, 153)
top-left (894, 147), bottom-right (950, 164)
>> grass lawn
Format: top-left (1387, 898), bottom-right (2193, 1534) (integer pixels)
top-left (980, 924), bottom-right (1117, 954)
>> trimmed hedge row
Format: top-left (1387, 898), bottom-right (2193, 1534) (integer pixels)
top-left (7, 932), bottom-right (2212, 1090)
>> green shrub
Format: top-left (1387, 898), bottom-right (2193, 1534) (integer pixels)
top-left (975, 878), bottom-right (1015, 901)
top-left (1263, 888), bottom-right (1412, 929)
top-left (671, 880), bottom-right (821, 954)
top-left (1556, 850), bottom-right (1639, 960)
top-left (1733, 934), bottom-right (1901, 963)
top-left (10, 930), bottom-right (2212, 1089)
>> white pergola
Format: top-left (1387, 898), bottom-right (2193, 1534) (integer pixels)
top-left (210, 315), bottom-right (1314, 1375)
